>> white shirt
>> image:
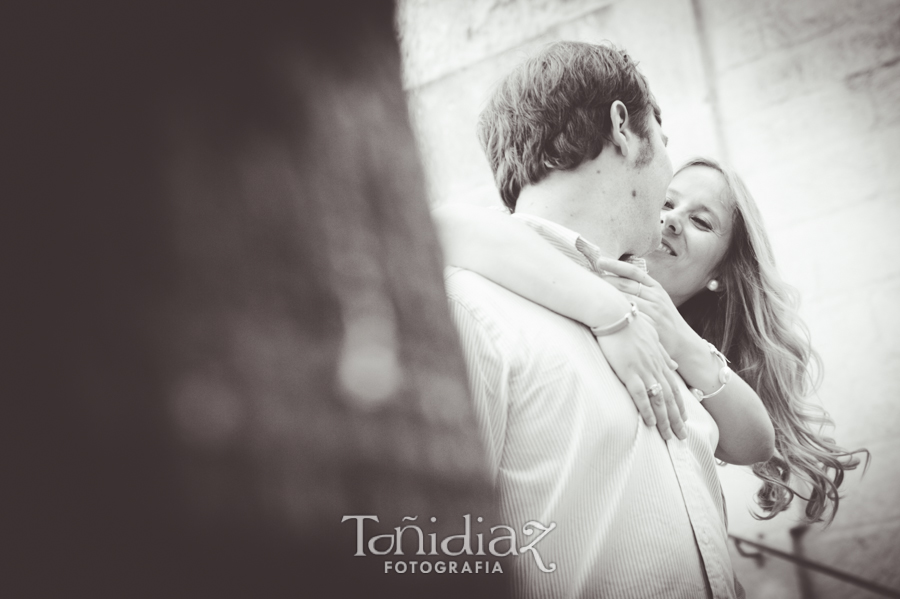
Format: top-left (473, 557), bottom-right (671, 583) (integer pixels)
top-left (445, 214), bottom-right (739, 599)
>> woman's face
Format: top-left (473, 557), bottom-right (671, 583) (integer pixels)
top-left (645, 166), bottom-right (735, 307)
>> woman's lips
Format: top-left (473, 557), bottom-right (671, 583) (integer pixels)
top-left (658, 239), bottom-right (677, 256)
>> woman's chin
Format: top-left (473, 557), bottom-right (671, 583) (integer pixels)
top-left (644, 254), bottom-right (680, 299)
top-left (644, 251), bottom-right (666, 275)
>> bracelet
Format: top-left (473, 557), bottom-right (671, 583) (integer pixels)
top-left (590, 302), bottom-right (638, 337)
top-left (690, 341), bottom-right (732, 402)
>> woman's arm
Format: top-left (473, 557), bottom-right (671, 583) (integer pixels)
top-left (675, 335), bottom-right (776, 464)
top-left (434, 203), bottom-right (629, 330)
top-left (594, 257), bottom-right (776, 465)
top-left (432, 203), bottom-right (687, 441)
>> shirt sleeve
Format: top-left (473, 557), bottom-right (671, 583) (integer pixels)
top-left (446, 288), bottom-right (511, 482)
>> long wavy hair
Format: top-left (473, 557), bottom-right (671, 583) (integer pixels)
top-left (675, 157), bottom-right (867, 524)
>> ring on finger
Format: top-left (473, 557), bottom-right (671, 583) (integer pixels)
top-left (647, 382), bottom-right (663, 398)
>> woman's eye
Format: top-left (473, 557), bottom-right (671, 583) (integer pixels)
top-left (663, 199), bottom-right (673, 209)
top-left (692, 216), bottom-right (711, 230)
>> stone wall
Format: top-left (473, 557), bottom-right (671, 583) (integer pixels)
top-left (699, 1), bottom-right (900, 597)
top-left (399, 0), bottom-right (720, 206)
top-left (400, 0), bottom-right (900, 597)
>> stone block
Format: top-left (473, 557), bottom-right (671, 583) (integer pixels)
top-left (865, 58), bottom-right (900, 127)
top-left (697, 0), bottom-right (769, 71)
top-left (704, 0), bottom-right (900, 76)
top-left (872, 123), bottom-right (900, 193)
top-left (727, 125), bottom-right (899, 247)
top-left (813, 439), bottom-right (900, 531)
top-left (663, 99), bottom-right (722, 166)
top-left (836, 8), bottom-right (900, 80)
top-left (699, 0), bottom-right (766, 25)
top-left (766, 197), bottom-right (900, 302)
top-left (729, 542), bottom-right (803, 599)
top-left (716, 10), bottom-right (900, 122)
top-left (573, 0), bottom-right (706, 92)
top-left (760, 0), bottom-right (853, 52)
top-left (738, 146), bottom-right (881, 232)
top-left (801, 518), bottom-right (900, 598)
top-left (799, 279), bottom-right (900, 447)
top-left (399, 0), bottom-right (617, 88)
top-left (721, 85), bottom-right (882, 232)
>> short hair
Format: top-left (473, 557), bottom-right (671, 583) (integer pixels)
top-left (477, 41), bottom-right (658, 210)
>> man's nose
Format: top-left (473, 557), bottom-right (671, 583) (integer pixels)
top-left (661, 210), bottom-right (682, 235)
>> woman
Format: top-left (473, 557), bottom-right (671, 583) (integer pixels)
top-left (435, 156), bottom-right (865, 523)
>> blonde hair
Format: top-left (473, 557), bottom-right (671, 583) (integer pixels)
top-left (676, 157), bottom-right (868, 523)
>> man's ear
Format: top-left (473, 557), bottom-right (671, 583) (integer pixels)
top-left (608, 100), bottom-right (632, 158)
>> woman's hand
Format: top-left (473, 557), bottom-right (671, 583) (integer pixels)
top-left (592, 257), bottom-right (696, 362)
top-left (593, 256), bottom-right (776, 463)
top-left (595, 315), bottom-right (687, 441)
top-left (432, 204), bottom-right (688, 440)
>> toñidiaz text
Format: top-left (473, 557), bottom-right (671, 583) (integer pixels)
top-left (341, 514), bottom-right (557, 575)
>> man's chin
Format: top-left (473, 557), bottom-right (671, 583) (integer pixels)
top-left (638, 233), bottom-right (662, 259)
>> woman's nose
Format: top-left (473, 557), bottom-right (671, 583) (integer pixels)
top-left (661, 210), bottom-right (682, 235)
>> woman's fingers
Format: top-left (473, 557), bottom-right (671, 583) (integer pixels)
top-left (657, 346), bottom-right (685, 418)
top-left (663, 364), bottom-right (687, 421)
top-left (599, 274), bottom-right (629, 290)
top-left (595, 317), bottom-right (687, 442)
top-left (601, 276), bottom-right (658, 302)
top-left (645, 378), bottom-right (673, 441)
top-left (650, 373), bottom-right (687, 441)
top-left (660, 368), bottom-right (687, 439)
top-left (593, 256), bottom-right (653, 284)
top-left (625, 377), bottom-right (657, 429)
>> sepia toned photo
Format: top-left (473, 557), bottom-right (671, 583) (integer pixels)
top-left (6, 1), bottom-right (899, 597)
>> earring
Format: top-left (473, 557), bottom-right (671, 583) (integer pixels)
top-left (706, 280), bottom-right (720, 292)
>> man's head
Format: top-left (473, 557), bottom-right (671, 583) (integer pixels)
top-left (478, 41), bottom-right (659, 211)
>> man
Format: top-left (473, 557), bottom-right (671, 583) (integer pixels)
top-left (445, 42), bottom-right (740, 598)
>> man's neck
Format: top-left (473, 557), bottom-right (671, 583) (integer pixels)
top-left (515, 175), bottom-right (627, 259)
